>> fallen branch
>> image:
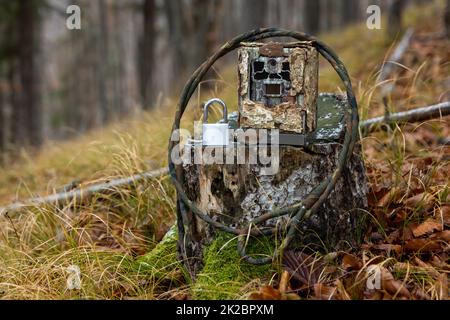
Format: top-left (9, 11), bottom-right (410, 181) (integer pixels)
top-left (379, 28), bottom-right (414, 117)
top-left (379, 28), bottom-right (415, 83)
top-left (361, 101), bottom-right (450, 134)
top-left (0, 167), bottom-right (169, 216)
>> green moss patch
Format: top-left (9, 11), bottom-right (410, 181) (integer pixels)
top-left (134, 225), bottom-right (186, 284)
top-left (192, 232), bottom-right (277, 300)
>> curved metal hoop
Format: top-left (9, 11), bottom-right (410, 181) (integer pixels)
top-left (168, 28), bottom-right (360, 265)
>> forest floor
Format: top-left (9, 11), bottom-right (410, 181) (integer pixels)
top-left (0, 3), bottom-right (448, 299)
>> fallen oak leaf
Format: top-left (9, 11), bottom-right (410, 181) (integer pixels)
top-left (279, 270), bottom-right (290, 294)
top-left (429, 255), bottom-right (449, 270)
top-left (248, 286), bottom-right (281, 300)
top-left (437, 205), bottom-right (450, 225)
top-left (361, 243), bottom-right (402, 255)
top-left (412, 219), bottom-right (443, 237)
top-left (282, 250), bottom-right (325, 289)
top-left (411, 287), bottom-right (431, 300)
top-left (387, 229), bottom-right (401, 243)
top-left (248, 285), bottom-right (300, 301)
top-left (342, 253), bottom-right (363, 271)
top-left (394, 261), bottom-right (440, 279)
top-left (314, 283), bottom-right (339, 300)
top-left (377, 187), bottom-right (403, 207)
top-left (381, 267), bottom-right (411, 299)
top-left (401, 225), bottom-right (415, 241)
top-left (435, 273), bottom-right (449, 300)
top-left (335, 280), bottom-right (352, 300)
top-left (403, 239), bottom-right (442, 253)
top-left (413, 257), bottom-right (441, 278)
top-left (430, 230), bottom-right (450, 242)
top-left (404, 192), bottom-right (435, 210)
top-left (363, 289), bottom-right (384, 300)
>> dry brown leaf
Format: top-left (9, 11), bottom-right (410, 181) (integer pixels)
top-left (248, 286), bottom-right (281, 300)
top-left (401, 225), bottom-right (415, 241)
top-left (314, 283), bottom-right (338, 300)
top-left (394, 209), bottom-right (411, 224)
top-left (381, 267), bottom-right (411, 299)
top-left (248, 285), bottom-right (300, 301)
top-left (282, 250), bottom-right (325, 289)
top-left (170, 292), bottom-right (189, 300)
top-left (335, 280), bottom-right (352, 300)
top-left (430, 230), bottom-right (450, 242)
top-left (393, 262), bottom-right (423, 274)
top-left (412, 287), bottom-right (431, 300)
top-left (404, 192), bottom-right (435, 209)
top-left (387, 229), bottom-right (401, 243)
top-left (279, 270), bottom-right (290, 294)
top-left (364, 289), bottom-right (384, 300)
top-left (429, 255), bottom-right (450, 270)
top-left (435, 274), bottom-right (449, 300)
top-left (342, 253), bottom-right (363, 271)
top-left (377, 187), bottom-right (403, 207)
top-left (438, 205), bottom-right (450, 225)
top-left (413, 257), bottom-right (441, 278)
top-left (412, 219), bottom-right (443, 237)
top-left (403, 239), bottom-right (442, 253)
top-left (361, 243), bottom-right (402, 255)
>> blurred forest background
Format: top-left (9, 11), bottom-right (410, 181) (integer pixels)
top-left (0, 0), bottom-right (447, 154)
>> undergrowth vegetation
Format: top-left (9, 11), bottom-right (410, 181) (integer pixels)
top-left (0, 2), bottom-right (448, 300)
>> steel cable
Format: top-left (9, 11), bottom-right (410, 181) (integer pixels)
top-left (168, 28), bottom-right (359, 265)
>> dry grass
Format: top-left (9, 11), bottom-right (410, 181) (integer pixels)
top-left (0, 1), bottom-right (448, 300)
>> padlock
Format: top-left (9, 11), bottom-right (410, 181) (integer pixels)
top-left (202, 98), bottom-right (229, 146)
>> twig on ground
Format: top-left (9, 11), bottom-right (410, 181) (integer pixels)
top-left (379, 28), bottom-right (415, 120)
top-left (0, 167), bottom-right (169, 217)
top-left (361, 101), bottom-right (450, 135)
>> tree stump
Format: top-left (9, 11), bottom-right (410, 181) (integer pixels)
top-left (179, 94), bottom-right (369, 278)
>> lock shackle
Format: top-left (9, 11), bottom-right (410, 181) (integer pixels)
top-left (203, 98), bottom-right (228, 124)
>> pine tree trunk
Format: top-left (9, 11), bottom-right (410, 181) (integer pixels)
top-left (388, 0), bottom-right (406, 39)
top-left (304, 0), bottom-right (321, 34)
top-left (139, 0), bottom-right (156, 110)
top-left (0, 78), bottom-right (4, 154)
top-left (445, 0), bottom-right (450, 38)
top-left (12, 0), bottom-right (43, 147)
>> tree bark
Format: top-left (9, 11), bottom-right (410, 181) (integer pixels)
top-left (164, 0), bottom-right (189, 79)
top-left (96, 0), bottom-right (109, 124)
top-left (341, 0), bottom-right (360, 25)
top-left (304, 0), bottom-right (321, 34)
top-left (387, 0), bottom-right (406, 39)
top-left (11, 0), bottom-right (43, 147)
top-left (139, 0), bottom-right (156, 110)
top-left (242, 0), bottom-right (268, 31)
top-left (445, 0), bottom-right (450, 38)
top-left (178, 94), bottom-right (369, 277)
top-left (0, 74), bottom-right (4, 154)
top-left (181, 144), bottom-right (368, 277)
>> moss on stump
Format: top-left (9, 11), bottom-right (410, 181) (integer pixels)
top-left (137, 226), bottom-right (277, 299)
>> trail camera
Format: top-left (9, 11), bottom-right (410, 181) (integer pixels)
top-left (238, 42), bottom-right (318, 134)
